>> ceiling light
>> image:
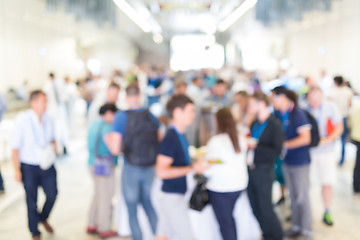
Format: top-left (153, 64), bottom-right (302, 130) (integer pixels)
top-left (218, 0), bottom-right (257, 32)
top-left (153, 34), bottom-right (164, 44)
top-left (113, 0), bottom-right (152, 32)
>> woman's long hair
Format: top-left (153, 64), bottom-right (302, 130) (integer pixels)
top-left (216, 108), bottom-right (241, 153)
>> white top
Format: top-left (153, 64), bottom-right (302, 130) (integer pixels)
top-left (11, 110), bottom-right (55, 165)
top-left (204, 134), bottom-right (248, 192)
top-left (329, 86), bottom-right (354, 117)
top-left (308, 100), bottom-right (342, 153)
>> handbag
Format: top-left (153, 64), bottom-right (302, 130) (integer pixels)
top-left (189, 174), bottom-right (209, 211)
top-left (94, 123), bottom-right (113, 176)
top-left (38, 145), bottom-right (56, 170)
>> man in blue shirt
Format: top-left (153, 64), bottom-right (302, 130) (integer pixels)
top-left (156, 94), bottom-right (206, 240)
top-left (272, 86), bottom-right (313, 239)
top-left (105, 83), bottom-right (159, 240)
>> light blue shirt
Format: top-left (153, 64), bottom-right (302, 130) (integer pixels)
top-left (11, 110), bottom-right (55, 165)
top-left (88, 120), bottom-right (118, 166)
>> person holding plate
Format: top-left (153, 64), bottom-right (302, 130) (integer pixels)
top-left (246, 91), bottom-right (284, 240)
top-left (203, 108), bottom-right (248, 240)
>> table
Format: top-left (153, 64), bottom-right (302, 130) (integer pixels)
top-left (116, 174), bottom-right (261, 240)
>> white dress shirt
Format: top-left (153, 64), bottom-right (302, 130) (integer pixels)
top-left (204, 133), bottom-right (248, 193)
top-left (11, 110), bottom-right (55, 165)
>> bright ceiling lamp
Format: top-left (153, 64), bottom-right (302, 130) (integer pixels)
top-left (113, 0), bottom-right (152, 32)
top-left (218, 0), bottom-right (257, 32)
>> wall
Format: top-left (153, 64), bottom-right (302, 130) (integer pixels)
top-left (229, 0), bottom-right (360, 92)
top-left (0, 0), bottom-right (138, 92)
top-left (283, 0), bottom-right (360, 91)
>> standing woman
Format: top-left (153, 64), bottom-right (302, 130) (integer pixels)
top-left (246, 92), bottom-right (284, 240)
top-left (203, 108), bottom-right (248, 240)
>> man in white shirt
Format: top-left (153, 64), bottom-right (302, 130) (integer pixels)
top-left (0, 93), bottom-right (7, 193)
top-left (307, 87), bottom-right (343, 226)
top-left (12, 90), bottom-right (58, 240)
top-left (87, 83), bottom-right (121, 125)
top-left (328, 76), bottom-right (354, 165)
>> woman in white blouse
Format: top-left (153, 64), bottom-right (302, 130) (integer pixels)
top-left (203, 108), bottom-right (248, 240)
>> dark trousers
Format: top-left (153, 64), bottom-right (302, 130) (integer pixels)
top-left (21, 164), bottom-right (58, 237)
top-left (247, 168), bottom-right (283, 240)
top-left (353, 141), bottom-right (360, 192)
top-left (340, 118), bottom-right (348, 165)
top-left (0, 169), bottom-right (4, 190)
top-left (208, 190), bottom-right (241, 240)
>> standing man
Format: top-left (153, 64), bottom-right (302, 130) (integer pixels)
top-left (105, 83), bottom-right (159, 240)
top-left (307, 87), bottom-right (343, 226)
top-left (328, 76), bottom-right (354, 166)
top-left (156, 94), bottom-right (206, 240)
top-left (272, 86), bottom-right (313, 239)
top-left (0, 93), bottom-right (7, 194)
top-left (11, 91), bottom-right (58, 240)
top-left (43, 72), bottom-right (68, 156)
top-left (247, 91), bottom-right (284, 240)
top-left (87, 82), bottom-right (120, 125)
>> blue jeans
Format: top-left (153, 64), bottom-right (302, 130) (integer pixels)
top-left (208, 190), bottom-right (242, 240)
top-left (122, 162), bottom-right (157, 240)
top-left (21, 164), bottom-right (58, 237)
top-left (0, 170), bottom-right (4, 191)
top-left (340, 118), bottom-right (348, 165)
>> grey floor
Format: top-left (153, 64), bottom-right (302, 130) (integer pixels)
top-left (0, 122), bottom-right (359, 240)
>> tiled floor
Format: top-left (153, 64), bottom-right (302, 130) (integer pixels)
top-left (0, 118), bottom-right (360, 240)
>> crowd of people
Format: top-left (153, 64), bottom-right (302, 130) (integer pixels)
top-left (5, 65), bottom-right (360, 240)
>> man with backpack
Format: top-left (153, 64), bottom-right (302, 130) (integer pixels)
top-left (307, 86), bottom-right (343, 226)
top-left (272, 86), bottom-right (313, 239)
top-left (105, 83), bottom-right (160, 240)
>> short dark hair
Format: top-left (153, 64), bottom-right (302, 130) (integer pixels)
top-left (166, 94), bottom-right (194, 118)
top-left (49, 72), bottom-right (55, 78)
top-left (272, 86), bottom-right (298, 106)
top-left (252, 91), bottom-right (270, 106)
top-left (334, 76), bottom-right (344, 86)
top-left (126, 83), bottom-right (140, 96)
top-left (216, 79), bottom-right (226, 85)
top-left (108, 82), bottom-right (120, 90)
top-left (99, 103), bottom-right (117, 116)
top-left (29, 90), bottom-right (46, 102)
top-left (272, 86), bottom-right (288, 96)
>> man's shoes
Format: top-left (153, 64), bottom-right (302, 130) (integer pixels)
top-left (99, 231), bottom-right (118, 239)
top-left (32, 235), bottom-right (41, 240)
top-left (40, 221), bottom-right (54, 233)
top-left (0, 189), bottom-right (5, 195)
top-left (323, 212), bottom-right (334, 226)
top-left (285, 214), bottom-right (292, 222)
top-left (283, 227), bottom-right (301, 238)
top-left (275, 197), bottom-right (285, 206)
top-left (87, 226), bottom-right (97, 234)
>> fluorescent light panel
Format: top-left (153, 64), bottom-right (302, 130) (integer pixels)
top-left (113, 0), bottom-right (152, 32)
top-left (218, 0), bottom-right (257, 32)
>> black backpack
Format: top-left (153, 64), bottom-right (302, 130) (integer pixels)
top-left (303, 110), bottom-right (320, 147)
top-left (123, 110), bottom-right (159, 166)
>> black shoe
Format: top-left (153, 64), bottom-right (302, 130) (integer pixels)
top-left (63, 147), bottom-right (67, 155)
top-left (286, 214), bottom-right (292, 222)
top-left (275, 197), bottom-right (285, 206)
top-left (283, 228), bottom-right (301, 238)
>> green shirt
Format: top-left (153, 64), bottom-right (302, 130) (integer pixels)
top-left (88, 120), bottom-right (118, 166)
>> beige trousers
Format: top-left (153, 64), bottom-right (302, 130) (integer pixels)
top-left (88, 167), bottom-right (115, 232)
